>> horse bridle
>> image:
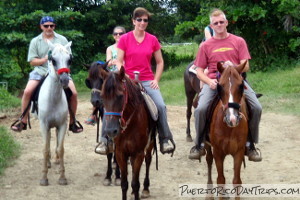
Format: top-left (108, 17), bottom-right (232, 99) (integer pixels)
top-left (104, 79), bottom-right (135, 133)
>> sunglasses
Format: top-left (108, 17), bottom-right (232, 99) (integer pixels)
top-left (113, 32), bottom-right (124, 36)
top-left (43, 24), bottom-right (55, 28)
top-left (213, 21), bottom-right (225, 26)
top-left (136, 18), bottom-right (149, 23)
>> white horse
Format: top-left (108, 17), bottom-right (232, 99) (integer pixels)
top-left (38, 41), bottom-right (72, 186)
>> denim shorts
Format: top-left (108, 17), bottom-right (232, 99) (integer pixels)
top-left (29, 70), bottom-right (72, 80)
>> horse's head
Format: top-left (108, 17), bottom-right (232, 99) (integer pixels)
top-left (47, 40), bottom-right (72, 88)
top-left (85, 61), bottom-right (109, 108)
top-left (101, 66), bottom-right (128, 138)
top-left (217, 61), bottom-right (247, 127)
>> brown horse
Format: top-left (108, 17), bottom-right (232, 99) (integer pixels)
top-left (85, 61), bottom-right (121, 186)
top-left (183, 61), bottom-right (201, 142)
top-left (100, 66), bottom-right (156, 200)
top-left (205, 61), bottom-right (249, 199)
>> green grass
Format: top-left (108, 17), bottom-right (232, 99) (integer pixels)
top-left (159, 62), bottom-right (300, 116)
top-left (0, 89), bottom-right (20, 112)
top-left (0, 126), bottom-right (21, 176)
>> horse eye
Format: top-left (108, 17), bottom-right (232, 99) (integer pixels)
top-left (239, 83), bottom-right (244, 94)
top-left (52, 59), bottom-right (57, 66)
top-left (68, 57), bottom-right (72, 66)
top-left (85, 79), bottom-right (92, 89)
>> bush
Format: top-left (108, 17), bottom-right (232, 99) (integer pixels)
top-left (0, 126), bottom-right (21, 175)
top-left (0, 89), bottom-right (20, 111)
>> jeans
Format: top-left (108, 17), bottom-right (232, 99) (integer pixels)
top-left (194, 81), bottom-right (262, 146)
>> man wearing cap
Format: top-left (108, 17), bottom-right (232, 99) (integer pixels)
top-left (11, 16), bottom-right (83, 133)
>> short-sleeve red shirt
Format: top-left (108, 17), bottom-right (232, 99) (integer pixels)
top-left (194, 34), bottom-right (251, 79)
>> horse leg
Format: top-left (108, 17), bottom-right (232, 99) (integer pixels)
top-left (185, 91), bottom-right (195, 142)
top-left (40, 125), bottom-right (50, 186)
top-left (103, 153), bottom-right (113, 186)
top-left (114, 154), bottom-right (121, 186)
top-left (116, 152), bottom-right (129, 200)
top-left (141, 143), bottom-right (153, 198)
top-left (232, 149), bottom-right (245, 200)
top-left (214, 149), bottom-right (226, 200)
top-left (56, 126), bottom-right (67, 185)
top-left (130, 153), bottom-right (144, 200)
top-left (205, 144), bottom-right (214, 199)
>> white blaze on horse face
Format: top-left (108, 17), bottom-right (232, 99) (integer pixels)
top-left (228, 77), bottom-right (237, 126)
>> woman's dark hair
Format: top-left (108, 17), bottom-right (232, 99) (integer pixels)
top-left (132, 7), bottom-right (153, 20)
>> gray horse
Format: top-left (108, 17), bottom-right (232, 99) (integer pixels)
top-left (37, 41), bottom-right (72, 186)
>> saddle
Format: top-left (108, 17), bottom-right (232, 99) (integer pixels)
top-left (137, 83), bottom-right (158, 121)
top-left (11, 74), bottom-right (76, 130)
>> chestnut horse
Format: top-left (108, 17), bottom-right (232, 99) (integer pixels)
top-left (205, 62), bottom-right (249, 198)
top-left (100, 66), bottom-right (156, 200)
top-left (183, 61), bottom-right (201, 142)
top-left (85, 61), bottom-right (120, 186)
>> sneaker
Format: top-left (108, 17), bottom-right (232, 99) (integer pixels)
top-left (188, 145), bottom-right (206, 160)
top-left (95, 142), bottom-right (108, 155)
top-left (246, 147), bottom-right (262, 162)
top-left (160, 142), bottom-right (174, 154)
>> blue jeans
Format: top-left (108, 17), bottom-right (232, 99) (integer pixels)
top-left (194, 81), bottom-right (262, 146)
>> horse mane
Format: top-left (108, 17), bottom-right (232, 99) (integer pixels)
top-left (102, 72), bottom-right (143, 108)
top-left (88, 62), bottom-right (102, 80)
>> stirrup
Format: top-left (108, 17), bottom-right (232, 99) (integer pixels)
top-left (11, 120), bottom-right (27, 132)
top-left (69, 120), bottom-right (83, 133)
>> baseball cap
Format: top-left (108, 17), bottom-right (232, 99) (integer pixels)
top-left (40, 16), bottom-right (55, 24)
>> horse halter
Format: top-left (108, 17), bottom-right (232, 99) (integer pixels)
top-left (104, 80), bottom-right (134, 133)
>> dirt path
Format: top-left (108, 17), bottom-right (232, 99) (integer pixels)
top-left (1, 100), bottom-right (300, 200)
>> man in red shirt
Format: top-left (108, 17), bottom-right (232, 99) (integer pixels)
top-left (189, 8), bottom-right (262, 162)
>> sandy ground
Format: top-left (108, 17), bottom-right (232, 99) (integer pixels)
top-left (1, 100), bottom-right (300, 200)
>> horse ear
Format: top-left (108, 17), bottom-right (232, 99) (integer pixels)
top-left (65, 41), bottom-right (72, 53)
top-left (100, 67), bottom-right (109, 79)
top-left (119, 66), bottom-right (125, 80)
top-left (217, 61), bottom-right (225, 74)
top-left (103, 61), bottom-right (110, 72)
top-left (47, 40), bottom-right (55, 50)
top-left (236, 60), bottom-right (247, 74)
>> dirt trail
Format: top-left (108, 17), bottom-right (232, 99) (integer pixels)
top-left (1, 100), bottom-right (300, 200)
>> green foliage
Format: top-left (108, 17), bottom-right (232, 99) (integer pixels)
top-left (0, 126), bottom-right (21, 176)
top-left (160, 61), bottom-right (300, 116)
top-left (0, 89), bottom-right (20, 111)
top-left (174, 0), bottom-right (300, 71)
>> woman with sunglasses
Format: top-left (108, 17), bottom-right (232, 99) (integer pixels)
top-left (116, 7), bottom-right (175, 154)
top-left (85, 26), bottom-right (126, 128)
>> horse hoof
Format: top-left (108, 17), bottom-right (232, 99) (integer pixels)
top-left (114, 178), bottom-right (121, 186)
top-left (186, 135), bottom-right (193, 142)
top-left (58, 178), bottom-right (67, 185)
top-left (141, 190), bottom-right (150, 198)
top-left (103, 178), bottom-right (111, 186)
top-left (40, 179), bottom-right (49, 186)
top-left (47, 161), bottom-right (51, 168)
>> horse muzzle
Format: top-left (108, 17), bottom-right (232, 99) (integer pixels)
top-left (59, 73), bottom-right (70, 89)
top-left (223, 112), bottom-right (242, 127)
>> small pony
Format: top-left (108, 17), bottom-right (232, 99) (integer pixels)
top-left (100, 66), bottom-right (156, 200)
top-left (205, 61), bottom-right (249, 198)
top-left (85, 61), bottom-right (121, 186)
top-left (37, 41), bottom-right (72, 186)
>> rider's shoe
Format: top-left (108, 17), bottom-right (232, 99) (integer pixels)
top-left (95, 142), bottom-right (108, 155)
top-left (188, 145), bottom-right (206, 160)
top-left (160, 142), bottom-right (174, 154)
top-left (246, 147), bottom-right (262, 162)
